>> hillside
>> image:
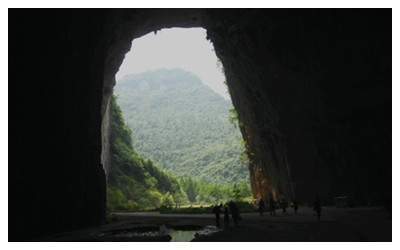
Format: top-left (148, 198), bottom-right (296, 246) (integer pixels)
top-left (108, 94), bottom-right (187, 211)
top-left (114, 68), bottom-right (248, 185)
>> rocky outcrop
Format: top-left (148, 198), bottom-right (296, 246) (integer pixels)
top-left (9, 9), bottom-right (391, 241)
top-left (101, 96), bottom-right (112, 177)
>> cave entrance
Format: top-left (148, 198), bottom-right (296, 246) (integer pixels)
top-left (105, 27), bottom-right (251, 213)
top-left (9, 9), bottom-right (392, 241)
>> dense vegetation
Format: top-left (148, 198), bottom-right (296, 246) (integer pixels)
top-left (107, 94), bottom-right (251, 212)
top-left (178, 177), bottom-right (251, 205)
top-left (108, 94), bottom-right (186, 211)
top-left (114, 68), bottom-right (248, 185)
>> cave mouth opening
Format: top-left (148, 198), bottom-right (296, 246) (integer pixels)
top-left (8, 9), bottom-right (392, 242)
top-left (104, 27), bottom-right (251, 214)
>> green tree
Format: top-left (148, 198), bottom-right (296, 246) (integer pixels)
top-left (196, 193), bottom-right (206, 204)
top-left (107, 187), bottom-right (127, 211)
top-left (228, 108), bottom-right (239, 128)
top-left (173, 188), bottom-right (189, 205)
top-left (161, 192), bottom-right (175, 207)
top-left (179, 177), bottom-right (197, 202)
top-left (238, 182), bottom-right (252, 198)
top-left (232, 184), bottom-right (242, 201)
top-left (148, 190), bottom-right (163, 207)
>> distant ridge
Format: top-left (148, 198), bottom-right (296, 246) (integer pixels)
top-left (117, 68), bottom-right (202, 91)
top-left (114, 68), bottom-right (248, 185)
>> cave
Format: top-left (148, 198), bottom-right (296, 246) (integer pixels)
top-left (9, 9), bottom-right (391, 241)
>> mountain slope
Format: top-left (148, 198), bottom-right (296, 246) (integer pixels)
top-left (114, 68), bottom-right (248, 185)
top-left (108, 94), bottom-right (187, 210)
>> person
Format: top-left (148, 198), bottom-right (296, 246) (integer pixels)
top-left (212, 203), bottom-right (222, 227)
top-left (293, 198), bottom-right (298, 214)
top-left (313, 197), bottom-right (322, 221)
top-left (282, 198), bottom-right (288, 214)
top-left (269, 197), bottom-right (276, 216)
top-left (229, 200), bottom-right (240, 225)
top-left (224, 206), bottom-right (230, 226)
top-left (258, 199), bottom-right (265, 216)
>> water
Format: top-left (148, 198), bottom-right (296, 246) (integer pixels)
top-left (99, 225), bottom-right (220, 241)
top-left (168, 225), bottom-right (219, 242)
top-left (169, 230), bottom-right (200, 241)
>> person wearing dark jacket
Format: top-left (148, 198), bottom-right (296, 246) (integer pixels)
top-left (224, 206), bottom-right (229, 226)
top-left (269, 198), bottom-right (276, 216)
top-left (212, 203), bottom-right (223, 227)
top-left (229, 200), bottom-right (240, 225)
top-left (293, 198), bottom-right (298, 214)
top-left (313, 198), bottom-right (322, 221)
top-left (259, 199), bottom-right (265, 216)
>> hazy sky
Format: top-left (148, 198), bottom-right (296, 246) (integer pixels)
top-left (115, 28), bottom-right (230, 100)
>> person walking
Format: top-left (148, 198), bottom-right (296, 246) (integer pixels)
top-left (229, 200), bottom-right (240, 225)
top-left (224, 206), bottom-right (229, 226)
top-left (269, 197), bottom-right (276, 216)
top-left (259, 199), bottom-right (265, 216)
top-left (212, 203), bottom-right (222, 227)
top-left (293, 198), bottom-right (298, 214)
top-left (282, 198), bottom-right (288, 214)
top-left (313, 197), bottom-right (322, 221)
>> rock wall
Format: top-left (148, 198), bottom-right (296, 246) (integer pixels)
top-left (9, 9), bottom-right (391, 240)
top-left (205, 9), bottom-right (391, 204)
top-left (9, 10), bottom-right (109, 241)
top-left (101, 96), bottom-right (112, 176)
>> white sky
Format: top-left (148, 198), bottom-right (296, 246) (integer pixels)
top-left (115, 28), bottom-right (230, 100)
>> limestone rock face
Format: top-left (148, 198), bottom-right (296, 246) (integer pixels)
top-left (9, 9), bottom-right (391, 241)
top-left (204, 9), bottom-right (391, 204)
top-left (101, 96), bottom-right (111, 176)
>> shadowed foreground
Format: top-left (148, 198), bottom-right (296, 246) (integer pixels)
top-left (37, 207), bottom-right (391, 242)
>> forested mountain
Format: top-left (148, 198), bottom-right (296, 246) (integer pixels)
top-left (108, 94), bottom-right (251, 211)
top-left (114, 68), bottom-right (248, 185)
top-left (108, 94), bottom-right (187, 211)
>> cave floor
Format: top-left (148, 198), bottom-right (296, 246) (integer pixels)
top-left (37, 207), bottom-right (391, 242)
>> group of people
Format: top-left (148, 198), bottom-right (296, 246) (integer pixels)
top-left (212, 197), bottom-right (322, 227)
top-left (257, 197), bottom-right (297, 216)
top-left (212, 200), bottom-right (241, 227)
top-left (258, 197), bottom-right (321, 221)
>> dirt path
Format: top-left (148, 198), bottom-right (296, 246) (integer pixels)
top-left (37, 207), bottom-right (391, 242)
top-left (193, 207), bottom-right (391, 241)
